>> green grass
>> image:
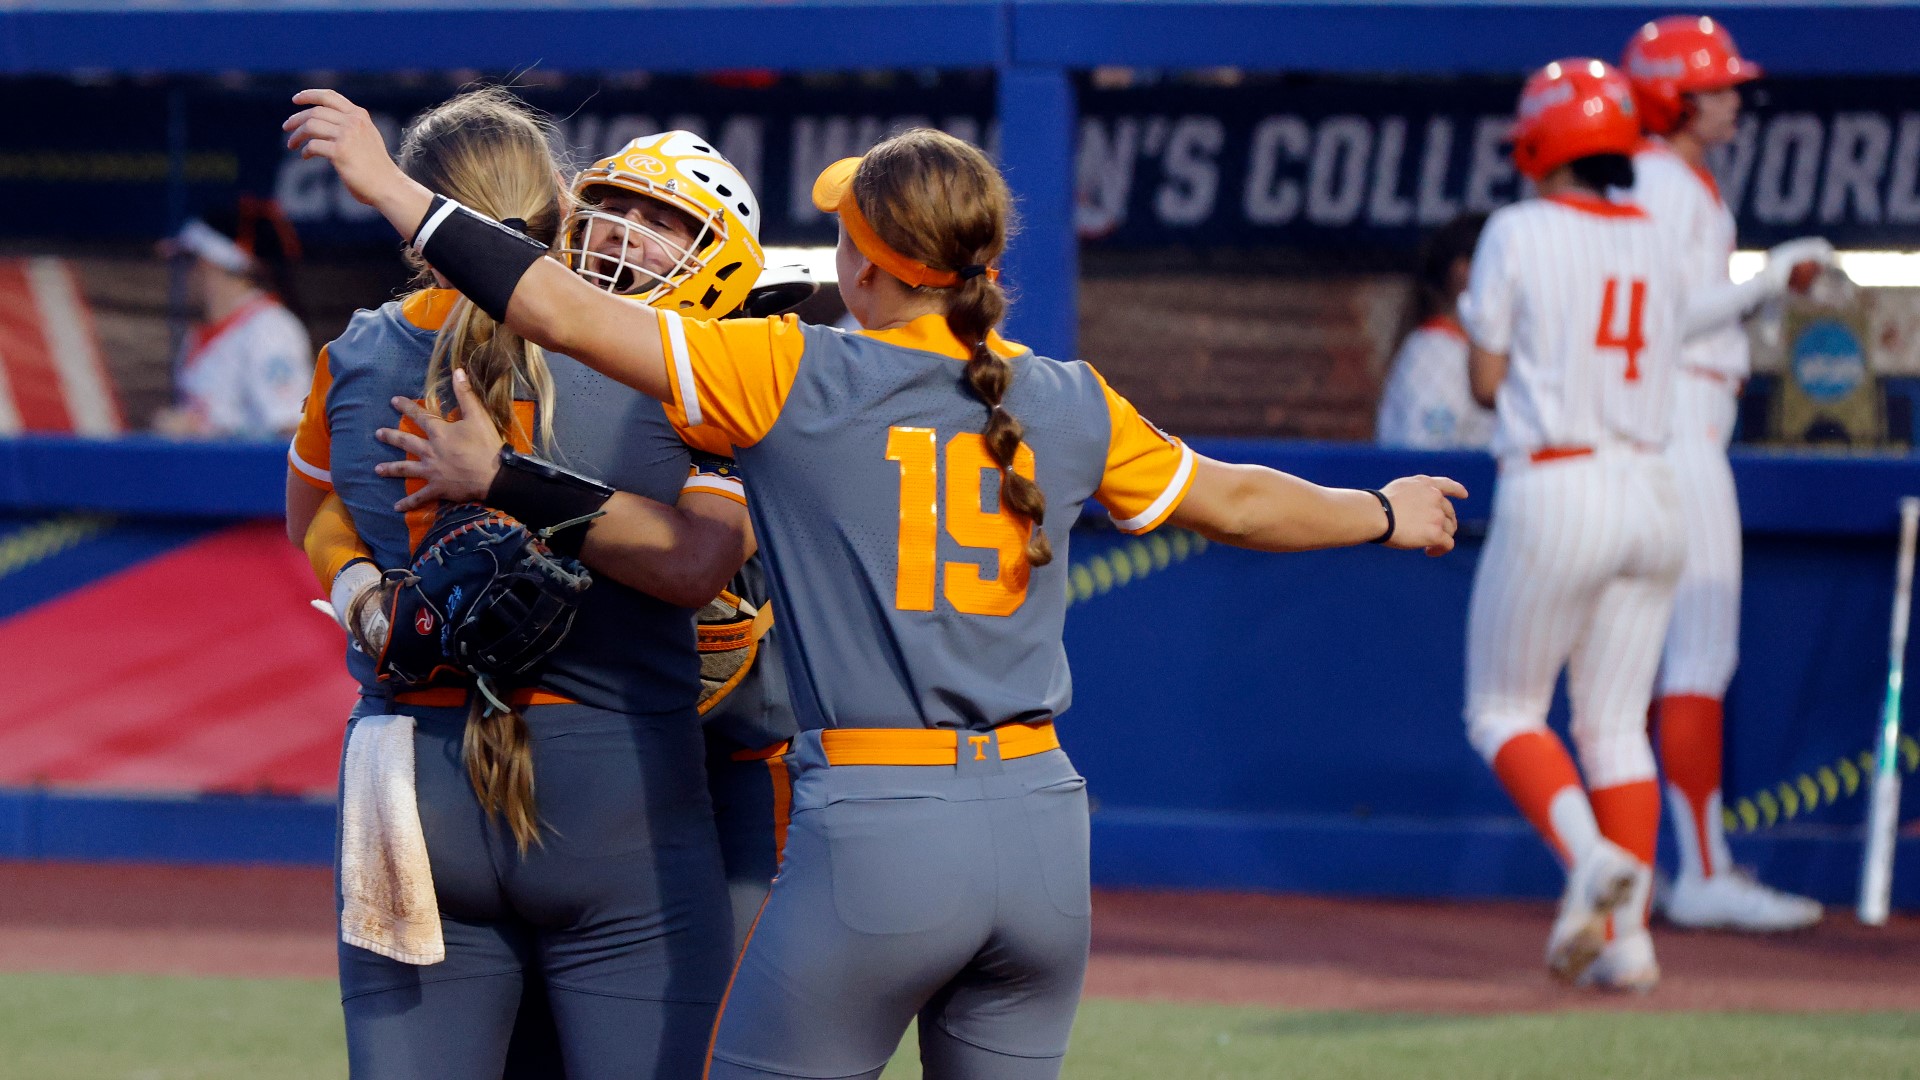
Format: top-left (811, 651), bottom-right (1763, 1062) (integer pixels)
top-left (0, 973), bottom-right (344, 1080)
top-left (884, 1003), bottom-right (1920, 1080)
top-left (1, 972), bottom-right (1917, 1080)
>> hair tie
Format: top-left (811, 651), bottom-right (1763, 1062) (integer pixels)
top-left (501, 217), bottom-right (528, 235)
top-left (958, 264), bottom-right (991, 281)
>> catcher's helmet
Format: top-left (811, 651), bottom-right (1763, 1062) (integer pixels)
top-left (1621, 16), bottom-right (1761, 136)
top-left (1510, 58), bottom-right (1642, 182)
top-left (560, 131), bottom-right (765, 320)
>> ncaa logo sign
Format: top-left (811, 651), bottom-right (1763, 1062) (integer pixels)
top-left (1791, 321), bottom-right (1868, 403)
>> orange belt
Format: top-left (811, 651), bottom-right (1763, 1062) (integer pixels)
top-left (818, 722), bottom-right (1060, 767)
top-left (1529, 445), bottom-right (1594, 465)
top-left (392, 686), bottom-right (576, 708)
top-left (730, 740), bottom-right (793, 762)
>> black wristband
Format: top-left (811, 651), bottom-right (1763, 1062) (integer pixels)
top-left (412, 195), bottom-right (548, 323)
top-left (1365, 488), bottom-right (1395, 545)
top-left (486, 448), bottom-right (615, 558)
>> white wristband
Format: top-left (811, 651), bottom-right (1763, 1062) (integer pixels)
top-left (330, 560), bottom-right (381, 632)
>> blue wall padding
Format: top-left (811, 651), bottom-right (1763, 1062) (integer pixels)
top-left (4, 437), bottom-right (1919, 907)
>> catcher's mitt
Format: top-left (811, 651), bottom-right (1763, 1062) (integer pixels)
top-left (369, 503), bottom-right (594, 705)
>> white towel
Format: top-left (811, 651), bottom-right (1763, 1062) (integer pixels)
top-left (339, 713), bottom-right (445, 965)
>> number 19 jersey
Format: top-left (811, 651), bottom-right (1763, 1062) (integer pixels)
top-left (656, 312), bottom-right (1194, 733)
top-left (1459, 193), bottom-right (1685, 458)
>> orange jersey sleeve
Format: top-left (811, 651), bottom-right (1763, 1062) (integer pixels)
top-left (303, 492), bottom-right (373, 590)
top-left (287, 345), bottom-right (333, 491)
top-left (657, 312), bottom-right (806, 449)
top-left (1089, 366), bottom-right (1195, 534)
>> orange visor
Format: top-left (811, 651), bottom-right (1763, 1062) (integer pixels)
top-left (812, 156), bottom-right (999, 290)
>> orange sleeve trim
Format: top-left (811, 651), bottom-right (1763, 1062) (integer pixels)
top-left (1112, 445), bottom-right (1196, 535)
top-left (1088, 365), bottom-right (1194, 533)
top-left (662, 313), bottom-right (804, 450)
top-left (288, 344), bottom-right (334, 486)
top-left (288, 458), bottom-right (332, 492)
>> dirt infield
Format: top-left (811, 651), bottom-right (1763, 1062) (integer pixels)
top-left (2, 860), bottom-right (1915, 1011)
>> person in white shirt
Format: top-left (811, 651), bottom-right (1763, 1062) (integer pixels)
top-left (1461, 58), bottom-right (1687, 993)
top-left (1623, 15), bottom-right (1832, 933)
top-left (152, 212), bottom-right (312, 439)
top-left (1377, 213), bottom-right (1494, 449)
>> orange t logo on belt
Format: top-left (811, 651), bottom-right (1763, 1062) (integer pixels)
top-left (967, 735), bottom-right (991, 761)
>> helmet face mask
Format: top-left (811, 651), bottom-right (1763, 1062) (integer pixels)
top-left (558, 132), bottom-right (765, 319)
top-left (565, 187), bottom-right (718, 300)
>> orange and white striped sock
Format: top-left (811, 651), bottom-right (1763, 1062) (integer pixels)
top-left (1492, 729), bottom-right (1597, 867)
top-left (1657, 694), bottom-right (1726, 879)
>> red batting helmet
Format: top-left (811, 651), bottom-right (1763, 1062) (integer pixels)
top-left (1621, 16), bottom-right (1762, 136)
top-left (1510, 59), bottom-right (1643, 182)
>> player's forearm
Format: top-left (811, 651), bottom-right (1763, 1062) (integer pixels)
top-left (1682, 277), bottom-right (1769, 340)
top-left (1170, 457), bottom-right (1387, 552)
top-left (578, 493), bottom-right (745, 608)
top-left (411, 205), bottom-right (674, 403)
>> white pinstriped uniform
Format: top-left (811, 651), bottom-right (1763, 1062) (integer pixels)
top-left (1376, 317), bottom-right (1497, 449)
top-left (1460, 195), bottom-right (1687, 790)
top-left (1634, 143), bottom-right (1744, 698)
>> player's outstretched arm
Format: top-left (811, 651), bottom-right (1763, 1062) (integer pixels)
top-left (284, 89), bottom-right (672, 403)
top-left (1167, 454), bottom-right (1465, 556)
top-left (1682, 236), bottom-right (1836, 339)
top-left (374, 370), bottom-right (749, 608)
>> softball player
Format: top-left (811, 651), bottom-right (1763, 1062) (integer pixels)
top-left (289, 91), bottom-right (1464, 1078)
top-left (1461, 59), bottom-right (1687, 991)
top-left (154, 213), bottom-right (312, 439)
top-left (1622, 15), bottom-right (1830, 932)
top-left (1377, 213), bottom-right (1495, 450)
top-left (285, 94), bottom-right (757, 1079)
top-left (366, 132), bottom-right (803, 959)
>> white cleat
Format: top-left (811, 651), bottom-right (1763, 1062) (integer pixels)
top-left (1546, 839), bottom-right (1642, 984)
top-left (1663, 869), bottom-right (1824, 932)
top-left (1577, 930), bottom-right (1660, 993)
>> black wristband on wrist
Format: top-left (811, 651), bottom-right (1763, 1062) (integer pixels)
top-left (486, 448), bottom-right (615, 558)
top-left (411, 195), bottom-right (548, 323)
top-left (1365, 488), bottom-right (1395, 545)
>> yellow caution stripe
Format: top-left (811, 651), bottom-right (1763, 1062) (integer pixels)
top-left (1725, 735), bottom-right (1920, 834)
top-left (1065, 529), bottom-right (1210, 607)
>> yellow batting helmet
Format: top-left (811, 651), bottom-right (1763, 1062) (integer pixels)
top-left (560, 131), bottom-right (765, 319)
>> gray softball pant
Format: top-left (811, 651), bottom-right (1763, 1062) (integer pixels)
top-left (336, 699), bottom-right (734, 1080)
top-left (706, 725), bottom-right (1091, 1080)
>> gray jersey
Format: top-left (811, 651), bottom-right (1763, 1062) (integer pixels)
top-left (302, 289), bottom-right (702, 714)
top-left (659, 312), bottom-right (1194, 733)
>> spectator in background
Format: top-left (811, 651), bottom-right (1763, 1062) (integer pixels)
top-left (152, 203), bottom-right (312, 439)
top-left (1376, 213), bottom-right (1494, 450)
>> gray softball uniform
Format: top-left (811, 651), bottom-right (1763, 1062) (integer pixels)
top-left (292, 288), bottom-right (742, 1080)
top-left (654, 311), bottom-right (1193, 1080)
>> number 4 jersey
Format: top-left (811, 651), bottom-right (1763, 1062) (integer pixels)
top-left (1459, 192), bottom-right (1685, 459)
top-left (656, 310), bottom-right (1194, 733)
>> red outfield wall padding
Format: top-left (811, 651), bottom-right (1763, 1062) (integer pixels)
top-left (0, 521), bottom-right (354, 795)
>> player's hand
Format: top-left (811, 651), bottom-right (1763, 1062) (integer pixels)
top-left (375, 368), bottom-right (505, 511)
top-left (1762, 237), bottom-right (1836, 295)
top-left (1380, 475), bottom-right (1467, 557)
top-left (284, 90), bottom-right (408, 214)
